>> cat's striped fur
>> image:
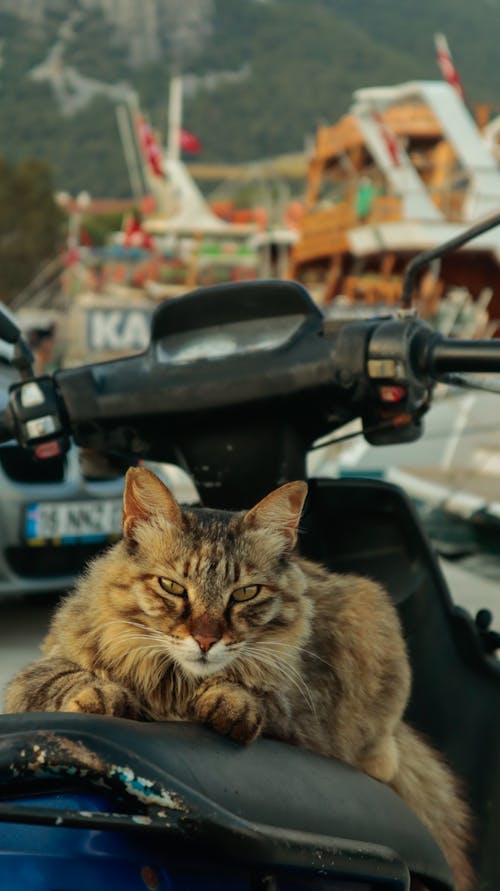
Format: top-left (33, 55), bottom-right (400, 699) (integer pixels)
top-left (4, 467), bottom-right (473, 889)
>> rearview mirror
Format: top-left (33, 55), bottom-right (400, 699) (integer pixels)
top-left (0, 304), bottom-right (21, 345)
top-left (0, 304), bottom-right (34, 379)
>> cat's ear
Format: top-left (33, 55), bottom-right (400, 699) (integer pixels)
top-left (243, 481), bottom-right (307, 549)
top-left (122, 467), bottom-right (183, 538)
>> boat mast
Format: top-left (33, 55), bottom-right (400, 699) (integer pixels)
top-left (167, 74), bottom-right (183, 162)
top-left (116, 95), bottom-right (145, 201)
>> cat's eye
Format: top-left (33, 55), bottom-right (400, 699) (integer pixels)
top-left (159, 577), bottom-right (187, 597)
top-left (232, 584), bottom-right (261, 602)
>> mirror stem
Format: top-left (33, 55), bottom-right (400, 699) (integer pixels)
top-left (12, 339), bottom-right (35, 381)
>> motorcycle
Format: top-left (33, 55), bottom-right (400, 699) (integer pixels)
top-left (1, 214), bottom-right (500, 891)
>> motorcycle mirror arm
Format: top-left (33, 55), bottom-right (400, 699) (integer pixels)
top-left (401, 210), bottom-right (500, 308)
top-left (11, 338), bottom-right (35, 381)
top-left (0, 304), bottom-right (34, 380)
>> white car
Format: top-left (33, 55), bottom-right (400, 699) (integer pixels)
top-left (0, 357), bottom-right (196, 598)
top-left (0, 435), bottom-right (197, 601)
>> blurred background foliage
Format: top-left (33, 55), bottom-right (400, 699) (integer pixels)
top-left (0, 159), bottom-right (65, 302)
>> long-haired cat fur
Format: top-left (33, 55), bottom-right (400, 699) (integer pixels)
top-left (4, 467), bottom-right (473, 890)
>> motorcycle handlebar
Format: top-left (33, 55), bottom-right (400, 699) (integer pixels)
top-left (429, 338), bottom-right (500, 374)
top-left (2, 311), bottom-right (500, 458)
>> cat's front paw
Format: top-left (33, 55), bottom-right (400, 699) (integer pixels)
top-left (194, 682), bottom-right (263, 743)
top-left (62, 682), bottom-right (140, 719)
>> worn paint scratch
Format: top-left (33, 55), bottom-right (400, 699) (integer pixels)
top-left (6, 732), bottom-right (189, 819)
top-left (108, 764), bottom-right (187, 811)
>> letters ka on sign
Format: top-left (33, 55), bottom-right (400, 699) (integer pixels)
top-left (87, 309), bottom-right (153, 353)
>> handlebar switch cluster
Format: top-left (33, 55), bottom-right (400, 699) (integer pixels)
top-left (363, 318), bottom-right (435, 445)
top-left (8, 376), bottom-right (69, 460)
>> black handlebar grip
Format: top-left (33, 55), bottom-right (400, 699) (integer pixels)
top-left (0, 409), bottom-right (13, 444)
top-left (431, 339), bottom-right (500, 374)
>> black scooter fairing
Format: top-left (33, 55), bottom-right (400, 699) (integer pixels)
top-left (302, 477), bottom-right (500, 888)
top-left (0, 714), bottom-right (449, 890)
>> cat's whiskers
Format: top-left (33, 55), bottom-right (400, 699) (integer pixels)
top-left (97, 622), bottom-right (166, 652)
top-left (97, 617), bottom-right (173, 651)
top-left (239, 645), bottom-right (316, 714)
top-left (253, 654), bottom-right (316, 712)
top-left (98, 641), bottom-right (158, 670)
top-left (241, 651), bottom-right (316, 715)
top-left (231, 650), bottom-right (270, 687)
top-left (97, 632), bottom-right (167, 657)
top-left (101, 630), bottom-right (165, 644)
top-left (243, 642), bottom-right (307, 682)
top-left (120, 641), bottom-right (170, 656)
top-left (99, 619), bottom-right (159, 634)
top-left (102, 636), bottom-right (169, 656)
top-left (253, 639), bottom-right (336, 672)
top-left (97, 623), bottom-right (196, 701)
top-left (96, 630), bottom-right (174, 680)
top-left (249, 646), bottom-right (319, 713)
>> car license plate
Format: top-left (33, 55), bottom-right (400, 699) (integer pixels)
top-left (25, 499), bottom-right (123, 544)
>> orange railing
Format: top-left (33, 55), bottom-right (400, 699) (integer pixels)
top-left (366, 195), bottom-right (403, 224)
top-left (289, 202), bottom-right (356, 268)
top-left (290, 194), bottom-right (403, 271)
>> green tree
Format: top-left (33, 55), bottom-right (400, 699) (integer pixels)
top-left (0, 157), bottom-right (66, 304)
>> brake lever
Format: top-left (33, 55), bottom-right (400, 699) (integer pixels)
top-left (439, 373), bottom-right (500, 395)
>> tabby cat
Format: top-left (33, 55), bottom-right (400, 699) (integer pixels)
top-left (4, 467), bottom-right (472, 890)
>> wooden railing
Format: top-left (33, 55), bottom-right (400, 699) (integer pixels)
top-left (290, 202), bottom-right (356, 266)
top-left (314, 117), bottom-right (363, 162)
top-left (342, 275), bottom-right (402, 305)
top-left (290, 194), bottom-right (403, 270)
top-left (366, 195), bottom-right (402, 223)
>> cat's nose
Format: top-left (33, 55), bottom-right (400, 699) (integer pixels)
top-left (194, 634), bottom-right (219, 654)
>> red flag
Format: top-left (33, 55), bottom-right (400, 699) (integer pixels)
top-left (179, 128), bottom-right (203, 154)
top-left (135, 115), bottom-right (165, 178)
top-left (122, 213), bottom-right (154, 250)
top-left (373, 113), bottom-right (401, 167)
top-left (434, 33), bottom-right (466, 103)
top-left (79, 225), bottom-right (93, 247)
top-left (62, 245), bottom-right (80, 266)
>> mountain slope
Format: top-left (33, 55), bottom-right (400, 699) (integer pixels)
top-left (181, 0), bottom-right (424, 163)
top-left (326, 0), bottom-right (500, 103)
top-left (0, 0), bottom-right (497, 196)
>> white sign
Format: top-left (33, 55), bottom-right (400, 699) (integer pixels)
top-left (87, 309), bottom-right (152, 352)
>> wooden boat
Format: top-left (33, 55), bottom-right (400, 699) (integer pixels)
top-left (289, 80), bottom-right (500, 332)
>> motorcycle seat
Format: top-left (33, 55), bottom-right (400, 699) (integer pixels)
top-left (0, 713), bottom-right (453, 890)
